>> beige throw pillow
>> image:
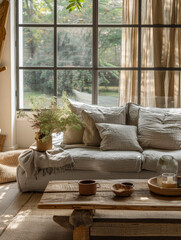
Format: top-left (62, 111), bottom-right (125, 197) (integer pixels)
top-left (82, 107), bottom-right (126, 146)
top-left (96, 123), bottom-right (142, 152)
top-left (63, 99), bottom-right (94, 144)
top-left (64, 99), bottom-right (111, 144)
top-left (66, 99), bottom-right (126, 145)
top-left (138, 110), bottom-right (181, 150)
top-left (62, 125), bottom-right (84, 144)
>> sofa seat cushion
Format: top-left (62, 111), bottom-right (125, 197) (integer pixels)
top-left (66, 147), bottom-right (142, 173)
top-left (142, 149), bottom-right (181, 172)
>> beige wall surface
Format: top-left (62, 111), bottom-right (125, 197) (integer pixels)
top-left (0, 1), bottom-right (34, 150)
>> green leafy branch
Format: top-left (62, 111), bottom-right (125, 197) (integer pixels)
top-left (66, 0), bottom-right (85, 13)
top-left (17, 92), bottom-right (84, 142)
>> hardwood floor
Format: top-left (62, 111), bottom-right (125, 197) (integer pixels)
top-left (0, 182), bottom-right (32, 236)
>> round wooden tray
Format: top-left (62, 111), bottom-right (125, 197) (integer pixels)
top-left (148, 177), bottom-right (181, 196)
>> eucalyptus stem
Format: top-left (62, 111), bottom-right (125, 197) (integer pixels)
top-left (66, 0), bottom-right (85, 12)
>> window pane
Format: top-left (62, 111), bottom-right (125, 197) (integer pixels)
top-left (119, 70), bottom-right (138, 106)
top-left (99, 28), bottom-right (121, 67)
top-left (19, 70), bottom-right (54, 109)
top-left (19, 27), bottom-right (54, 67)
top-left (57, 28), bottom-right (92, 67)
top-left (57, 70), bottom-right (92, 104)
top-left (19, 0), bottom-right (54, 24)
top-left (98, 70), bottom-right (120, 106)
top-left (141, 71), bottom-right (181, 108)
top-left (99, 0), bottom-right (138, 24)
top-left (142, 0), bottom-right (181, 24)
top-left (57, 0), bottom-right (92, 24)
top-left (142, 28), bottom-right (181, 68)
top-left (99, 28), bottom-right (138, 67)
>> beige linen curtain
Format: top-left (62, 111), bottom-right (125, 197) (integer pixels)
top-left (119, 0), bottom-right (138, 105)
top-left (119, 0), bottom-right (181, 107)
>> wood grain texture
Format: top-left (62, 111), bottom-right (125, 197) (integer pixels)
top-left (148, 177), bottom-right (181, 196)
top-left (69, 210), bottom-right (94, 227)
top-left (38, 180), bottom-right (181, 211)
top-left (0, 183), bottom-right (33, 236)
top-left (44, 180), bottom-right (146, 193)
top-left (0, 0), bottom-right (9, 64)
top-left (0, 135), bottom-right (6, 152)
top-left (91, 222), bottom-right (181, 237)
top-left (73, 225), bottom-right (90, 240)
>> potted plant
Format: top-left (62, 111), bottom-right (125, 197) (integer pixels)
top-left (18, 93), bottom-right (83, 151)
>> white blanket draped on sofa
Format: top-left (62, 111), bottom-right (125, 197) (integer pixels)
top-left (18, 148), bottom-right (74, 179)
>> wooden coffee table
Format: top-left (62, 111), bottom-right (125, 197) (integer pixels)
top-left (38, 179), bottom-right (181, 240)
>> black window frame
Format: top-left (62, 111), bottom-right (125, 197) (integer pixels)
top-left (16, 0), bottom-right (181, 110)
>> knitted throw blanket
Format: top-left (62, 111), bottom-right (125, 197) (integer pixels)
top-left (18, 148), bottom-right (74, 178)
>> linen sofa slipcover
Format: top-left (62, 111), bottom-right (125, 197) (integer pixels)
top-left (17, 102), bottom-right (181, 192)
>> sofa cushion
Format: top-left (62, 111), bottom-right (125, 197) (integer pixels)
top-left (63, 99), bottom-right (99, 144)
top-left (96, 123), bottom-right (143, 152)
top-left (68, 99), bottom-right (99, 117)
top-left (65, 99), bottom-right (127, 145)
top-left (66, 147), bottom-right (142, 173)
top-left (127, 102), bottom-right (181, 126)
top-left (62, 125), bottom-right (84, 144)
top-left (138, 110), bottom-right (181, 150)
top-left (142, 149), bottom-right (181, 172)
top-left (82, 107), bottom-right (126, 146)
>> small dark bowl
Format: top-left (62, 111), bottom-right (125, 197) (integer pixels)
top-left (121, 182), bottom-right (134, 187)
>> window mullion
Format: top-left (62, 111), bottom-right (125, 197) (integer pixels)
top-left (54, 0), bottom-right (57, 98)
top-left (92, 0), bottom-right (98, 105)
top-left (138, 0), bottom-right (142, 104)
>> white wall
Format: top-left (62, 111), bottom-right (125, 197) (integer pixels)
top-left (0, 0), bottom-right (34, 150)
top-left (16, 117), bottom-right (35, 148)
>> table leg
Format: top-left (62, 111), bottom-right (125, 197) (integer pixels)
top-left (73, 225), bottom-right (89, 240)
top-left (70, 209), bottom-right (94, 240)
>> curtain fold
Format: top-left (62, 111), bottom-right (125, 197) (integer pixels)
top-left (119, 0), bottom-right (138, 105)
top-left (119, 0), bottom-right (181, 108)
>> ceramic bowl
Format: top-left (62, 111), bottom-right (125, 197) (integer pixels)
top-left (111, 183), bottom-right (134, 197)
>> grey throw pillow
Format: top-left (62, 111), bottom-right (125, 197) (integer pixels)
top-left (127, 102), bottom-right (181, 126)
top-left (138, 110), bottom-right (181, 150)
top-left (82, 107), bottom-right (126, 146)
top-left (66, 99), bottom-right (126, 145)
top-left (96, 123), bottom-right (143, 152)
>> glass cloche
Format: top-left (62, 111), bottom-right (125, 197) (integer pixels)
top-left (157, 155), bottom-right (178, 186)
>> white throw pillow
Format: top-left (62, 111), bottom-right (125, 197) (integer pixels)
top-left (82, 107), bottom-right (126, 146)
top-left (96, 123), bottom-right (142, 152)
top-left (138, 109), bottom-right (181, 150)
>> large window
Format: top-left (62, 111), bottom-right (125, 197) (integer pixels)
top-left (17, 0), bottom-right (181, 109)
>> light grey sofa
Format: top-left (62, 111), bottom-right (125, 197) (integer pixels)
top-left (17, 102), bottom-right (181, 192)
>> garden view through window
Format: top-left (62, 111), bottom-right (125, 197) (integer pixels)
top-left (17, 0), bottom-right (181, 109)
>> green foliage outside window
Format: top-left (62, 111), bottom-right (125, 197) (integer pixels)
top-left (20, 0), bottom-right (122, 107)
